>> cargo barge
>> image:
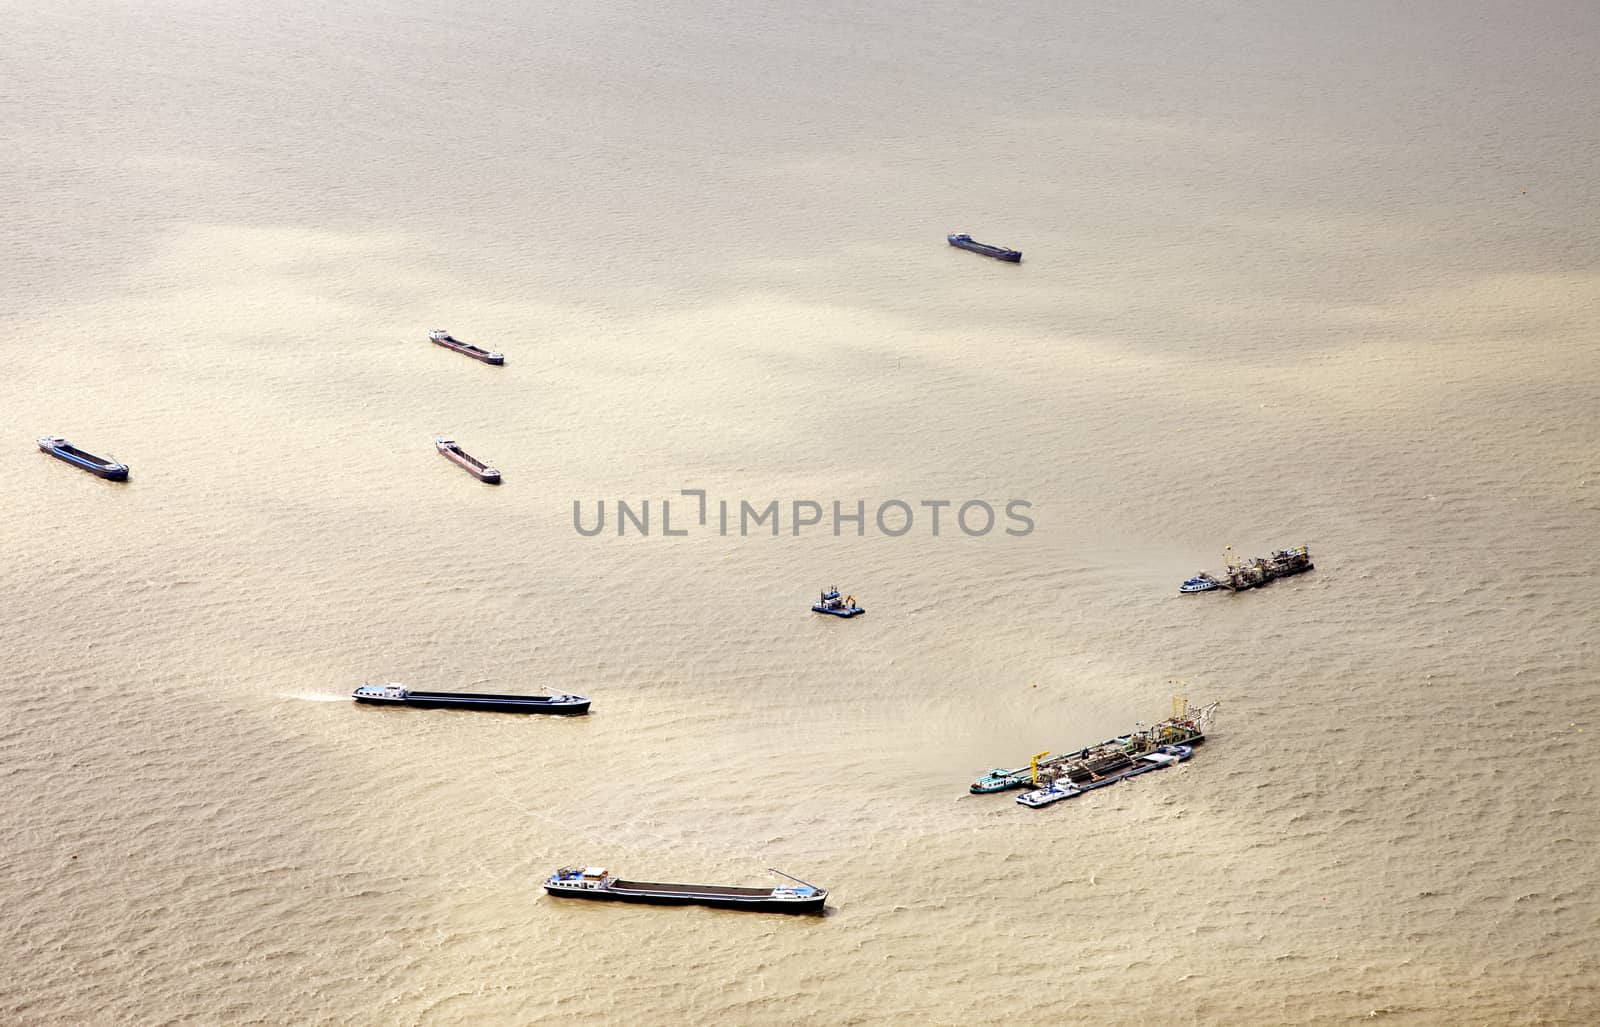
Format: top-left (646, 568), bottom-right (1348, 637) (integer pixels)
top-left (353, 683), bottom-right (589, 714)
top-left (947, 233), bottom-right (1021, 262)
top-left (428, 329), bottom-right (504, 364)
top-left (36, 436), bottom-right (128, 481)
top-left (545, 866), bottom-right (826, 914)
top-left (435, 437), bottom-right (501, 483)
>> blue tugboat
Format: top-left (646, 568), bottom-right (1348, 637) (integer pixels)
top-left (812, 588), bottom-right (864, 618)
top-left (544, 866), bottom-right (826, 914)
top-left (36, 436), bottom-right (128, 481)
top-left (947, 233), bottom-right (1021, 263)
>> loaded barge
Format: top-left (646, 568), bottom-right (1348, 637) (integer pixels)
top-left (36, 436), bottom-right (128, 481)
top-left (428, 329), bottom-right (504, 365)
top-left (353, 683), bottom-right (589, 714)
top-left (947, 233), bottom-right (1021, 263)
top-left (545, 866), bottom-right (826, 914)
top-left (435, 437), bottom-right (501, 483)
top-left (971, 697), bottom-right (1216, 794)
top-left (1181, 545), bottom-right (1312, 594)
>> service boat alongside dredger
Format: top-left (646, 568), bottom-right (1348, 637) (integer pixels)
top-left (353, 683), bottom-right (590, 714)
top-left (36, 436), bottom-right (128, 481)
top-left (545, 866), bottom-right (827, 914)
top-left (947, 233), bottom-right (1021, 263)
top-left (434, 437), bottom-right (500, 483)
top-left (428, 329), bottom-right (504, 364)
top-left (970, 697), bottom-right (1217, 794)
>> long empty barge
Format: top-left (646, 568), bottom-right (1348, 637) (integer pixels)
top-left (36, 436), bottom-right (128, 480)
top-left (947, 233), bottom-right (1021, 262)
top-left (428, 329), bottom-right (504, 364)
top-left (545, 866), bottom-right (826, 914)
top-left (435, 437), bottom-right (501, 483)
top-left (353, 683), bottom-right (589, 714)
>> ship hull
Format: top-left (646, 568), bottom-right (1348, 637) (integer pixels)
top-left (440, 447), bottom-right (501, 483)
top-left (947, 235), bottom-right (1021, 262)
top-left (545, 884), bottom-right (825, 914)
top-left (39, 441), bottom-right (128, 480)
top-left (52, 452), bottom-right (129, 480)
top-left (430, 337), bottom-right (504, 364)
top-left (1231, 563), bottom-right (1313, 590)
top-left (356, 691), bottom-right (589, 714)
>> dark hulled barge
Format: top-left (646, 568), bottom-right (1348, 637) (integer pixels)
top-left (353, 683), bottom-right (589, 714)
top-left (947, 234), bottom-right (1021, 263)
top-left (428, 329), bottom-right (504, 364)
top-left (545, 866), bottom-right (826, 914)
top-left (435, 437), bottom-right (501, 483)
top-left (36, 436), bottom-right (128, 481)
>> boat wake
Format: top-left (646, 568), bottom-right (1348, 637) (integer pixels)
top-left (285, 693), bottom-right (348, 702)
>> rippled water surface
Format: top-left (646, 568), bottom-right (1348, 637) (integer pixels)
top-left (4, 1), bottom-right (1599, 1023)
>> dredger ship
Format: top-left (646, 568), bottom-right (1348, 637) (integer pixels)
top-left (1181, 545), bottom-right (1312, 593)
top-left (970, 698), bottom-right (1217, 794)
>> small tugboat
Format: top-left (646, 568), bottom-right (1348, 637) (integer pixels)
top-left (947, 233), bottom-right (1021, 263)
top-left (544, 866), bottom-right (826, 914)
top-left (352, 683), bottom-right (589, 714)
top-left (1179, 575), bottom-right (1221, 594)
top-left (812, 588), bottom-right (864, 618)
top-left (970, 696), bottom-right (1216, 794)
top-left (1015, 745), bottom-right (1193, 809)
top-left (36, 436), bottom-right (128, 481)
top-left (428, 329), bottom-right (504, 365)
top-left (434, 437), bottom-right (501, 483)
